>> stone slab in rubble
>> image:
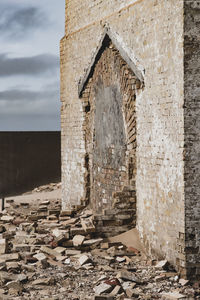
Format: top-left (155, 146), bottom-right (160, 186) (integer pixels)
top-left (0, 253), bottom-right (19, 262)
top-left (126, 288), bottom-right (136, 298)
top-left (79, 254), bottom-right (91, 266)
top-left (83, 238), bottom-right (103, 246)
top-left (65, 249), bottom-right (81, 256)
top-left (179, 279), bottom-right (189, 286)
top-left (33, 253), bottom-right (47, 261)
top-left (0, 239), bottom-right (6, 254)
top-left (40, 246), bottom-right (62, 260)
top-left (54, 247), bottom-right (66, 254)
top-left (109, 285), bottom-right (121, 296)
top-left (116, 271), bottom-right (141, 283)
top-left (6, 262), bottom-right (19, 271)
top-left (1, 216), bottom-right (14, 222)
top-left (32, 277), bottom-right (54, 286)
top-left (5, 281), bottom-right (22, 292)
top-left (94, 282), bottom-right (113, 295)
top-left (94, 296), bottom-right (115, 300)
top-left (156, 260), bottom-right (169, 270)
top-left (161, 292), bottom-right (187, 299)
top-left (73, 234), bottom-right (85, 246)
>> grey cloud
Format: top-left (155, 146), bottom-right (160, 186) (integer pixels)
top-left (0, 88), bottom-right (59, 102)
top-left (0, 115), bottom-right (60, 131)
top-left (0, 86), bottom-right (60, 117)
top-left (0, 7), bottom-right (48, 38)
top-left (0, 54), bottom-right (59, 77)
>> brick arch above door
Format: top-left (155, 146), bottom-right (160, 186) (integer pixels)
top-left (78, 27), bottom-right (145, 97)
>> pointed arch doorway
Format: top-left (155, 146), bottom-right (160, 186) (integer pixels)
top-left (79, 31), bottom-right (144, 236)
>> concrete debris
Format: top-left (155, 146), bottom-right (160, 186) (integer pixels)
top-left (0, 191), bottom-right (197, 299)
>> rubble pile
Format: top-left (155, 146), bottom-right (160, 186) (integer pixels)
top-left (0, 195), bottom-right (199, 299)
top-left (24, 183), bottom-right (61, 195)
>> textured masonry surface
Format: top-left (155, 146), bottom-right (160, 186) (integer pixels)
top-left (184, 1), bottom-right (200, 279)
top-left (61, 0), bottom-right (200, 278)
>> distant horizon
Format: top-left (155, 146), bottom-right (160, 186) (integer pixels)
top-left (0, 0), bottom-right (65, 131)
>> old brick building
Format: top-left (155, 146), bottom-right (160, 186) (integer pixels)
top-left (60, 0), bottom-right (200, 279)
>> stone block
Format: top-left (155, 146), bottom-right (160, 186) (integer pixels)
top-left (155, 260), bottom-right (169, 270)
top-left (116, 271), bottom-right (140, 283)
top-left (79, 254), bottom-right (91, 266)
top-left (40, 246), bottom-right (62, 260)
top-left (94, 283), bottom-right (113, 295)
top-left (0, 253), bottom-right (19, 262)
top-left (73, 235), bottom-right (85, 247)
top-left (0, 239), bottom-right (7, 254)
top-left (81, 217), bottom-right (95, 233)
top-left (13, 244), bottom-right (31, 252)
top-left (94, 296), bottom-right (114, 300)
top-left (65, 249), bottom-right (81, 256)
top-left (33, 253), bottom-right (47, 261)
top-left (161, 292), bottom-right (186, 299)
top-left (70, 227), bottom-right (86, 236)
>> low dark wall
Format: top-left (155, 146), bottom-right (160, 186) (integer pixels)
top-left (0, 132), bottom-right (61, 198)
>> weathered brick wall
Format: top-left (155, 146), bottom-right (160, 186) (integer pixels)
top-left (65, 0), bottom-right (138, 35)
top-left (184, 1), bottom-right (200, 279)
top-left (61, 0), bottom-right (185, 272)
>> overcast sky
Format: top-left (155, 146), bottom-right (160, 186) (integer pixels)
top-left (0, 0), bottom-right (65, 131)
